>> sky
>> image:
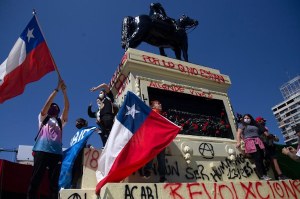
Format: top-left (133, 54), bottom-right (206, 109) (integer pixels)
top-left (0, 0), bottom-right (299, 161)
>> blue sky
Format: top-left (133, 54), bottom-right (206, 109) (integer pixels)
top-left (0, 1), bottom-right (299, 161)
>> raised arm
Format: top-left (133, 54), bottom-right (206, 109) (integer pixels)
top-left (40, 80), bottom-right (63, 116)
top-left (90, 83), bottom-right (110, 93)
top-left (61, 81), bottom-right (69, 125)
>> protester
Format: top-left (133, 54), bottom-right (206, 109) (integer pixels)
top-left (256, 116), bottom-right (289, 180)
top-left (143, 100), bottom-right (167, 182)
top-left (282, 124), bottom-right (300, 162)
top-left (89, 83), bottom-right (115, 146)
top-left (59, 119), bottom-right (99, 190)
top-left (71, 118), bottom-right (88, 188)
top-left (236, 114), bottom-right (272, 180)
top-left (27, 79), bottom-right (69, 199)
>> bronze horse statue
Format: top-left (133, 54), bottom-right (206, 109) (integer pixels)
top-left (121, 14), bottom-right (198, 62)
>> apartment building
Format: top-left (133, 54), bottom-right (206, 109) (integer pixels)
top-left (272, 75), bottom-right (300, 145)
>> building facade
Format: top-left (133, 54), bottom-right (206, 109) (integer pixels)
top-left (272, 75), bottom-right (300, 145)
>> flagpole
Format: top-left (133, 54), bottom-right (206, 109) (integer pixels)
top-left (32, 9), bottom-right (62, 81)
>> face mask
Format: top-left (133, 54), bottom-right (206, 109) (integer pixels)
top-left (244, 118), bottom-right (251, 124)
top-left (48, 105), bottom-right (59, 116)
top-left (99, 93), bottom-right (105, 99)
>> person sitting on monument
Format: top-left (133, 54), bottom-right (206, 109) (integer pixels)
top-left (256, 116), bottom-right (289, 180)
top-left (149, 2), bottom-right (175, 29)
top-left (282, 124), bottom-right (300, 162)
top-left (89, 83), bottom-right (116, 146)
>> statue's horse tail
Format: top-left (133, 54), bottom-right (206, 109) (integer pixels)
top-left (121, 16), bottom-right (134, 49)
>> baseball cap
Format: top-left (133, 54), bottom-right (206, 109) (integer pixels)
top-left (256, 116), bottom-right (266, 123)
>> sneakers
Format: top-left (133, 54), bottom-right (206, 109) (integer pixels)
top-left (260, 175), bottom-right (272, 181)
top-left (159, 176), bottom-right (167, 183)
top-left (143, 169), bottom-right (151, 179)
top-left (278, 174), bottom-right (290, 180)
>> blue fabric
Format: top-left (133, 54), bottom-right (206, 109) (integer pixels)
top-left (116, 91), bottom-right (151, 134)
top-left (59, 126), bottom-right (97, 189)
top-left (20, 16), bottom-right (44, 53)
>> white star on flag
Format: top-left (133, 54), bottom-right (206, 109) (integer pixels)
top-left (125, 104), bottom-right (140, 119)
top-left (27, 28), bottom-right (35, 42)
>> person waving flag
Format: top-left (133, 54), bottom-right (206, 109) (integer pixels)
top-left (95, 91), bottom-right (181, 195)
top-left (0, 14), bottom-right (56, 104)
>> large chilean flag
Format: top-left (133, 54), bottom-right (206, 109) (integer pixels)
top-left (95, 91), bottom-right (181, 194)
top-left (0, 16), bottom-right (55, 104)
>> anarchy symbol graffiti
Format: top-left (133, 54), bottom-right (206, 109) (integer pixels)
top-left (68, 193), bottom-right (87, 199)
top-left (198, 143), bottom-right (214, 159)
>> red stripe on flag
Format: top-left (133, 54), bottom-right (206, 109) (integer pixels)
top-left (0, 42), bottom-right (55, 103)
top-left (96, 111), bottom-right (180, 194)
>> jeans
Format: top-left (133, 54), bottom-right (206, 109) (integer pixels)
top-left (144, 149), bottom-right (166, 177)
top-left (27, 151), bottom-right (62, 199)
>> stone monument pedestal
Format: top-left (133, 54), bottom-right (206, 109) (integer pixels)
top-left (60, 49), bottom-right (299, 199)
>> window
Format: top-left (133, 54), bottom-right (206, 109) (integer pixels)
top-left (147, 87), bottom-right (234, 139)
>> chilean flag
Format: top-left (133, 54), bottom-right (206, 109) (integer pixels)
top-left (0, 16), bottom-right (55, 104)
top-left (95, 91), bottom-right (181, 194)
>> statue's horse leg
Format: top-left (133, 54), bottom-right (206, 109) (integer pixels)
top-left (181, 40), bottom-right (189, 62)
top-left (174, 47), bottom-right (182, 61)
top-left (159, 47), bottom-right (167, 57)
top-left (182, 48), bottom-right (188, 62)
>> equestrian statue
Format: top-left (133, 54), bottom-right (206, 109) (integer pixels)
top-left (121, 3), bottom-right (198, 62)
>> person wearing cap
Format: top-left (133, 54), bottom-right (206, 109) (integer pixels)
top-left (89, 83), bottom-right (115, 146)
top-left (28, 79), bottom-right (69, 199)
top-left (256, 116), bottom-right (289, 180)
top-left (282, 124), bottom-right (300, 162)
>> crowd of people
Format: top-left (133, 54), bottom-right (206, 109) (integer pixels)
top-left (26, 78), bottom-right (300, 198)
top-left (236, 113), bottom-right (300, 181)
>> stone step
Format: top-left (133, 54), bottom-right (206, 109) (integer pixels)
top-left (60, 180), bottom-right (300, 199)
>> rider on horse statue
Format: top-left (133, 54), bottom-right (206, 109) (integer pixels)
top-left (149, 3), bottom-right (176, 30)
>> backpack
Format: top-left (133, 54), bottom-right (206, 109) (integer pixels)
top-left (34, 116), bottom-right (62, 141)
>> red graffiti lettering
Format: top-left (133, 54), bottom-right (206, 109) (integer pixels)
top-left (162, 59), bottom-right (175, 69)
top-left (84, 149), bottom-right (99, 169)
top-left (116, 74), bottom-right (129, 97)
top-left (183, 66), bottom-right (198, 76)
top-left (267, 181), bottom-right (276, 198)
top-left (292, 180), bottom-right (300, 193)
top-left (255, 181), bottom-right (270, 199)
top-left (199, 69), bottom-right (225, 84)
top-left (240, 182), bottom-right (256, 199)
top-left (187, 183), bottom-right (202, 199)
top-left (273, 182), bottom-right (285, 198)
top-left (120, 53), bottom-right (127, 66)
top-left (230, 182), bottom-right (238, 199)
top-left (115, 53), bottom-right (227, 85)
top-left (177, 64), bottom-right (185, 73)
top-left (148, 81), bottom-right (184, 93)
top-left (219, 184), bottom-right (235, 199)
top-left (282, 181), bottom-right (297, 199)
top-left (142, 55), bottom-right (160, 65)
top-left (164, 183), bottom-right (184, 199)
top-left (201, 183), bottom-right (212, 199)
top-left (160, 181), bottom-right (300, 199)
top-left (189, 89), bottom-right (213, 99)
top-left (109, 58), bottom-right (124, 89)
